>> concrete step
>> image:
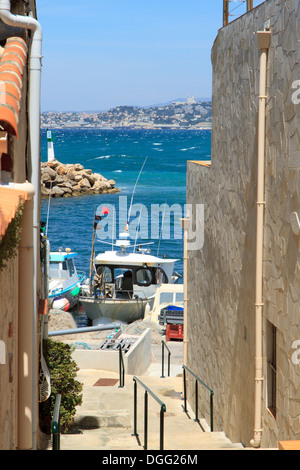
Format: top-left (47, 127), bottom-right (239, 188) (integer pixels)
top-left (58, 368), bottom-right (243, 451)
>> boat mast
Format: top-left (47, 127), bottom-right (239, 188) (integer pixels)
top-left (89, 206), bottom-right (97, 293)
top-left (157, 201), bottom-right (166, 257)
top-left (126, 157), bottom-right (148, 232)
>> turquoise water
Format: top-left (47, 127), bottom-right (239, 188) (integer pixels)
top-left (41, 128), bottom-right (211, 280)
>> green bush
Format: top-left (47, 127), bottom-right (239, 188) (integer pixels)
top-left (40, 339), bottom-right (83, 433)
top-left (0, 200), bottom-right (24, 271)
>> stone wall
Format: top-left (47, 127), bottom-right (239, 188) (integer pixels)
top-left (0, 257), bottom-right (19, 449)
top-left (0, 0), bottom-right (39, 450)
top-left (186, 0), bottom-right (300, 447)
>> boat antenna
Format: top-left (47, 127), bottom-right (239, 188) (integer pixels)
top-left (126, 156), bottom-right (148, 232)
top-left (133, 205), bottom-right (143, 252)
top-left (112, 206), bottom-right (115, 251)
top-left (157, 201), bottom-right (167, 257)
top-left (89, 204), bottom-right (97, 293)
top-left (45, 181), bottom-right (52, 237)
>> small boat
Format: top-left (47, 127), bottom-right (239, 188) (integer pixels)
top-left (145, 283), bottom-right (184, 324)
top-left (80, 231), bottom-right (180, 324)
top-left (49, 248), bottom-right (86, 311)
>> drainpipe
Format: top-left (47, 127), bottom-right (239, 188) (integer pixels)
top-left (250, 30), bottom-right (271, 449)
top-left (180, 217), bottom-right (190, 366)
top-left (0, 0), bottom-right (42, 450)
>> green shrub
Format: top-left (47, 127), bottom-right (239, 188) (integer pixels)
top-left (0, 200), bottom-right (24, 271)
top-left (40, 339), bottom-right (83, 433)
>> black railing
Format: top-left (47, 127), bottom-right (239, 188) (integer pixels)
top-left (52, 394), bottom-right (61, 450)
top-left (118, 344), bottom-right (125, 388)
top-left (161, 340), bottom-right (171, 378)
top-left (132, 376), bottom-right (166, 450)
top-left (182, 365), bottom-right (214, 431)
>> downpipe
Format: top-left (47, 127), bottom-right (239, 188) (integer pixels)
top-left (0, 0), bottom-right (42, 450)
top-left (250, 30), bottom-right (271, 449)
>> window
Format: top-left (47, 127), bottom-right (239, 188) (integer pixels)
top-left (67, 259), bottom-right (75, 276)
top-left (136, 268), bottom-right (153, 286)
top-left (266, 321), bottom-right (277, 419)
top-left (97, 266), bottom-right (112, 283)
top-left (50, 262), bottom-right (60, 271)
top-left (154, 267), bottom-right (168, 284)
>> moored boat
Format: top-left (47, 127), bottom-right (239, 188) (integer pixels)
top-left (80, 231), bottom-right (180, 324)
top-left (49, 249), bottom-right (86, 311)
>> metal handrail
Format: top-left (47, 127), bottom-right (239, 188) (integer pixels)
top-left (118, 344), bottom-right (125, 388)
top-left (52, 394), bottom-right (61, 450)
top-left (161, 340), bottom-right (171, 378)
top-left (132, 376), bottom-right (166, 450)
top-left (182, 365), bottom-right (214, 431)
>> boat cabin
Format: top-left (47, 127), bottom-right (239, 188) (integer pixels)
top-left (93, 249), bottom-right (179, 300)
top-left (49, 251), bottom-right (78, 281)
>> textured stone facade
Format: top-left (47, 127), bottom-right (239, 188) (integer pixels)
top-left (186, 0), bottom-right (300, 447)
top-left (0, 257), bottom-right (19, 449)
top-left (0, 0), bottom-right (40, 450)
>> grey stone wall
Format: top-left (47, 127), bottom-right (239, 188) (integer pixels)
top-left (186, 0), bottom-right (300, 447)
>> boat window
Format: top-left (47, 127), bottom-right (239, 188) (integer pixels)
top-left (97, 266), bottom-right (113, 283)
top-left (154, 268), bottom-right (168, 284)
top-left (67, 259), bottom-right (75, 276)
top-left (136, 268), bottom-right (153, 286)
top-left (159, 292), bottom-right (174, 304)
top-left (175, 292), bottom-right (184, 302)
top-left (50, 262), bottom-right (60, 271)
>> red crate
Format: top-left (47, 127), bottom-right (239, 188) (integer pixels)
top-left (166, 324), bottom-right (183, 341)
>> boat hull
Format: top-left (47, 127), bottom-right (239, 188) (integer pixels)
top-left (80, 296), bottom-right (149, 324)
top-left (50, 284), bottom-right (82, 311)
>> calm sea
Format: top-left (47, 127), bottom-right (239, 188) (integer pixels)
top-left (40, 128), bottom-right (211, 282)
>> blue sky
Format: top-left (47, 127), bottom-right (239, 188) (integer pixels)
top-left (37, 0), bottom-right (265, 112)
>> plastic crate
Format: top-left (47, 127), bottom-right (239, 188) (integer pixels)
top-left (166, 324), bottom-right (183, 341)
top-left (159, 305), bottom-right (184, 325)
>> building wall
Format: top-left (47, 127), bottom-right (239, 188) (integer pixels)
top-left (0, 257), bottom-right (19, 449)
top-left (0, 0), bottom-right (39, 450)
top-left (186, 0), bottom-right (300, 448)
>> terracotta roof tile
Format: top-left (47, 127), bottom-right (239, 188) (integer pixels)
top-left (0, 37), bottom-right (28, 138)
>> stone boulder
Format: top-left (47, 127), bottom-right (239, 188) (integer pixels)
top-left (40, 160), bottom-right (120, 198)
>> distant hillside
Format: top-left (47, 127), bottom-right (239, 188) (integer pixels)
top-left (41, 98), bottom-right (212, 130)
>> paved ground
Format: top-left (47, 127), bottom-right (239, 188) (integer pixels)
top-left (49, 341), bottom-right (246, 452)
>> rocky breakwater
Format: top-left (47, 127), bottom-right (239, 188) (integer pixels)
top-left (41, 160), bottom-right (120, 199)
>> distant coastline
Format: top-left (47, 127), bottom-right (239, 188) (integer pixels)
top-left (40, 123), bottom-right (212, 131)
top-left (41, 98), bottom-right (212, 131)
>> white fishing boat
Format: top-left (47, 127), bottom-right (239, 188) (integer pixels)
top-left (49, 248), bottom-right (86, 311)
top-left (80, 157), bottom-right (181, 324)
top-left (80, 231), bottom-right (180, 324)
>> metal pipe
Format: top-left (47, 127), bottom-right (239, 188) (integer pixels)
top-left (48, 324), bottom-right (121, 337)
top-left (51, 394), bottom-right (61, 451)
top-left (0, 1), bottom-right (42, 449)
top-left (144, 390), bottom-right (148, 450)
top-left (250, 30), bottom-right (271, 449)
top-left (180, 217), bottom-right (190, 369)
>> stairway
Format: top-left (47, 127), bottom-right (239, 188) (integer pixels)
top-left (58, 365), bottom-right (243, 451)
